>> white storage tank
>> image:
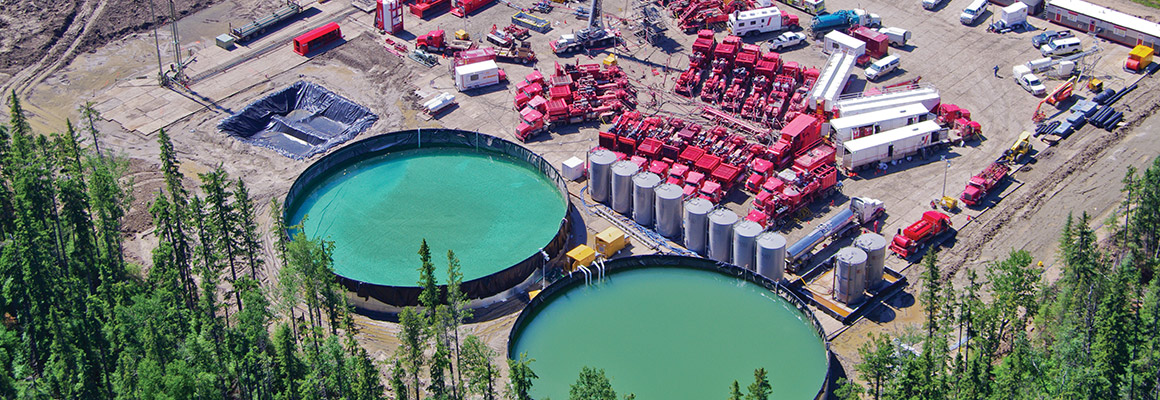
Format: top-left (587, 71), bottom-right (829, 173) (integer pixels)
top-left (588, 149), bottom-right (616, 204)
top-left (756, 232), bottom-right (787, 282)
top-left (835, 247), bottom-right (868, 304)
top-left (732, 220), bottom-right (763, 271)
top-left (707, 208), bottom-right (739, 263)
top-left (655, 183), bottom-right (684, 239)
top-left (683, 197), bottom-right (713, 255)
top-left (632, 172), bottom-right (662, 226)
top-left (610, 160), bottom-right (639, 213)
top-left (854, 232), bottom-right (888, 291)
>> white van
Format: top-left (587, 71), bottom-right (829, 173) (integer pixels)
top-left (865, 55), bottom-right (900, 81)
top-left (1040, 37), bottom-right (1082, 57)
top-left (960, 0), bottom-right (987, 25)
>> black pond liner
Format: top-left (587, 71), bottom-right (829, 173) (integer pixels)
top-left (217, 81), bottom-right (378, 159)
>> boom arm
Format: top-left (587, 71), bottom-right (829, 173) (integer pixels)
top-left (587, 0), bottom-right (602, 31)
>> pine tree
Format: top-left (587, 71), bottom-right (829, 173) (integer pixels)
top-left (568, 366), bottom-right (616, 400)
top-left (507, 352), bottom-right (538, 400)
top-left (200, 167), bottom-right (244, 315)
top-left (743, 368), bottom-right (771, 400)
top-left (855, 333), bottom-right (896, 400)
top-left (446, 250), bottom-right (472, 399)
top-left (461, 335), bottom-right (498, 400)
top-left (399, 306), bottom-right (426, 400)
top-left (727, 380), bottom-right (743, 400)
top-left (232, 178), bottom-right (263, 280)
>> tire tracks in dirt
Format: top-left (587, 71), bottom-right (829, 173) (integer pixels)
top-left (1, 0), bottom-right (109, 97)
top-left (939, 76), bottom-right (1160, 281)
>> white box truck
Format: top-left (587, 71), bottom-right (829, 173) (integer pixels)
top-left (729, 6), bottom-right (799, 36)
top-left (841, 121), bottom-right (948, 171)
top-left (454, 60), bottom-right (506, 91)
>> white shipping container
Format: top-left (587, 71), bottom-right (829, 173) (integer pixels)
top-left (998, 2), bottom-right (1028, 27)
top-left (454, 60), bottom-right (503, 91)
top-left (822, 31), bottom-right (866, 57)
top-left (842, 121), bottom-right (948, 171)
top-left (829, 103), bottom-right (932, 144)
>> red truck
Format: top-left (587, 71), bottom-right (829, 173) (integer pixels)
top-left (959, 162), bottom-right (1010, 207)
top-left (890, 211), bottom-right (952, 258)
top-left (768, 114), bottom-right (822, 169)
top-left (416, 29), bottom-right (475, 54)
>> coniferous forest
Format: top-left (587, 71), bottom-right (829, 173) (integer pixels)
top-left (3, 89), bottom-right (1160, 400)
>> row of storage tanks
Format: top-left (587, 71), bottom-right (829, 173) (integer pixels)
top-left (590, 149), bottom-right (886, 300)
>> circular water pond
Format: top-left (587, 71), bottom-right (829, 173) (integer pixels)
top-left (509, 256), bottom-right (828, 399)
top-left (285, 130), bottom-right (569, 305)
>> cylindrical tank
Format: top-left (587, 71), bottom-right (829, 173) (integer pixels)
top-left (632, 172), bottom-right (661, 226)
top-left (834, 247), bottom-right (868, 305)
top-left (854, 233), bottom-right (888, 291)
top-left (610, 160), bottom-right (639, 213)
top-left (756, 232), bottom-right (787, 282)
top-left (732, 220), bottom-right (762, 270)
top-left (588, 149), bottom-right (616, 203)
top-left (707, 208), bottom-right (739, 263)
top-left (683, 198), bottom-right (713, 255)
top-left (655, 183), bottom-right (684, 239)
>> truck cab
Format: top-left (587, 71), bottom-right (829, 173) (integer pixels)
top-left (922, 0), bottom-right (944, 10)
top-left (1012, 65), bottom-right (1046, 96)
top-left (960, 0), bottom-right (986, 25)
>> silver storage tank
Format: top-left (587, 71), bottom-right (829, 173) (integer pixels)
top-left (708, 208), bottom-right (739, 263)
top-left (683, 197), bottom-right (713, 255)
top-left (632, 172), bottom-right (662, 226)
top-left (610, 160), bottom-right (639, 213)
top-left (732, 220), bottom-right (763, 270)
top-left (835, 247), bottom-right (868, 304)
top-left (854, 232), bottom-right (888, 291)
top-left (588, 149), bottom-right (616, 204)
top-left (756, 232), bottom-right (787, 282)
top-left (655, 183), bottom-right (684, 239)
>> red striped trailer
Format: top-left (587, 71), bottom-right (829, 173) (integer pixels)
top-left (293, 23), bottom-right (342, 56)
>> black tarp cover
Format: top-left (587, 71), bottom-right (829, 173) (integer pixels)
top-left (218, 81), bottom-right (378, 159)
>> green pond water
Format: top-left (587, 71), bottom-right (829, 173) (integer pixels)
top-left (510, 267), bottom-right (828, 400)
top-left (287, 147), bottom-right (565, 287)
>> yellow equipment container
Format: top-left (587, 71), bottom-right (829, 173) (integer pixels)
top-left (1127, 45), bottom-right (1154, 72)
top-left (594, 226), bottom-right (628, 258)
top-left (455, 29), bottom-right (470, 40)
top-left (1087, 77), bottom-right (1103, 92)
top-left (566, 244), bottom-right (596, 272)
top-left (602, 54), bottom-right (618, 66)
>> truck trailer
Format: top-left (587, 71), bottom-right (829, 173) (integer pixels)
top-left (841, 120), bottom-right (948, 171)
top-left (454, 60), bottom-right (506, 91)
top-left (728, 6), bottom-right (799, 36)
top-left (828, 103), bottom-right (932, 144)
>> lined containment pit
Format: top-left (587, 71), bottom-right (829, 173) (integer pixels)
top-left (284, 130), bottom-right (570, 307)
top-left (508, 255), bottom-right (830, 400)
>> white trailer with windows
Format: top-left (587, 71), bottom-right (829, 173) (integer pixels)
top-left (835, 86), bottom-right (941, 117)
top-left (841, 121), bottom-right (948, 171)
top-left (729, 6), bottom-right (798, 36)
top-left (454, 60), bottom-right (505, 91)
top-left (829, 103), bottom-right (932, 145)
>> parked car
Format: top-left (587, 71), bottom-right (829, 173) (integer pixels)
top-left (1040, 37), bottom-right (1082, 57)
top-left (768, 31), bottom-right (807, 51)
top-left (1032, 30), bottom-right (1073, 48)
top-left (865, 55), bottom-right (901, 81)
top-left (960, 0), bottom-right (987, 25)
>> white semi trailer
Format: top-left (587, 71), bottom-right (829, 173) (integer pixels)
top-left (841, 121), bottom-right (948, 171)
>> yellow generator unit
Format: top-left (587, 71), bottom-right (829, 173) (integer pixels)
top-left (566, 245), bottom-right (596, 272)
top-left (603, 54), bottom-right (618, 66)
top-left (595, 227), bottom-right (629, 258)
top-left (455, 29), bottom-right (470, 40)
top-left (1127, 45), bottom-right (1153, 72)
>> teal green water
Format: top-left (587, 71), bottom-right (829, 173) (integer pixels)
top-left (510, 267), bottom-right (828, 400)
top-left (287, 148), bottom-right (565, 286)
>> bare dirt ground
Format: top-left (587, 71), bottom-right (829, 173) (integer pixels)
top-left (13, 0), bottom-right (1160, 394)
